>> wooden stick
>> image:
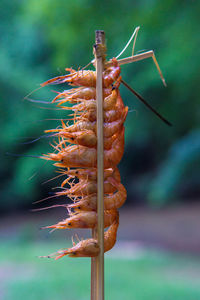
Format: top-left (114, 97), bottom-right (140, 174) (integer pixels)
top-left (91, 30), bottom-right (105, 300)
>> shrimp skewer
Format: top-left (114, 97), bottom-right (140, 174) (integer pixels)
top-left (43, 127), bottom-right (125, 168)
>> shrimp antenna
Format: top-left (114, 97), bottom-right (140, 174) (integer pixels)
top-left (116, 26), bottom-right (140, 59)
top-left (23, 86), bottom-right (43, 101)
top-left (121, 79), bottom-right (172, 127)
top-left (6, 153), bottom-right (43, 159)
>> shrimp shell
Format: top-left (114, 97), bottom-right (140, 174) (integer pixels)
top-left (59, 167), bottom-right (120, 182)
top-left (57, 129), bottom-right (120, 149)
top-left (54, 87), bottom-right (112, 105)
top-left (46, 106), bottom-right (128, 138)
top-left (43, 127), bottom-right (125, 168)
top-left (42, 209), bottom-right (118, 230)
top-left (41, 58), bottom-right (120, 88)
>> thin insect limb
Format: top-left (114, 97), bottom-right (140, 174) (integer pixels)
top-left (108, 51), bottom-right (166, 87)
top-left (116, 26), bottom-right (140, 59)
top-left (121, 79), bottom-right (172, 126)
top-left (131, 27), bottom-right (140, 56)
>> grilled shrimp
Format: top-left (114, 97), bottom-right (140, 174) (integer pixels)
top-left (43, 127), bottom-right (125, 168)
top-left (53, 87), bottom-right (112, 105)
top-left (56, 168), bottom-right (121, 196)
top-left (57, 129), bottom-right (120, 149)
top-left (68, 88), bottom-right (118, 112)
top-left (42, 215), bottom-right (119, 259)
top-left (46, 106), bottom-right (128, 138)
top-left (42, 209), bottom-right (118, 230)
top-left (68, 179), bottom-right (127, 211)
top-left (75, 91), bottom-right (126, 122)
top-left (41, 58), bottom-right (120, 88)
top-left (58, 167), bottom-right (120, 182)
top-left (57, 178), bottom-right (116, 196)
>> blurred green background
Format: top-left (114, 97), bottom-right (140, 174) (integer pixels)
top-left (1, 1), bottom-right (200, 299)
top-left (1, 0), bottom-right (200, 211)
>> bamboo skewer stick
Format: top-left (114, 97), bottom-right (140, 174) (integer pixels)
top-left (91, 30), bottom-right (105, 300)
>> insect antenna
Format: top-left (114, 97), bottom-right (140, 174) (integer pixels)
top-left (121, 79), bottom-right (172, 127)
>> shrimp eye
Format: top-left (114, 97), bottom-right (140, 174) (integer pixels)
top-left (75, 171), bottom-right (78, 174)
top-left (77, 206), bottom-right (81, 210)
top-left (71, 137), bottom-right (74, 140)
top-left (68, 222), bottom-right (72, 226)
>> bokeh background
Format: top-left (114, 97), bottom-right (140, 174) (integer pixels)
top-left (1, 1), bottom-right (200, 299)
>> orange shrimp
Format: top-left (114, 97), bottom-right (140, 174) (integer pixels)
top-left (41, 58), bottom-right (120, 88)
top-left (44, 239), bottom-right (100, 259)
top-left (42, 209), bottom-right (118, 230)
top-left (57, 129), bottom-right (120, 149)
top-left (76, 91), bottom-right (126, 123)
top-left (43, 127), bottom-right (125, 168)
top-left (57, 168), bottom-right (121, 196)
top-left (68, 179), bottom-right (126, 211)
top-left (67, 88), bottom-right (118, 113)
top-left (58, 167), bottom-right (120, 182)
top-left (45, 106), bottom-right (128, 138)
top-left (57, 177), bottom-right (116, 196)
top-left (42, 216), bottom-right (119, 259)
top-left (60, 166), bottom-right (120, 186)
top-left (53, 87), bottom-right (112, 105)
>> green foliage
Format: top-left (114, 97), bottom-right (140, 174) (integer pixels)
top-left (1, 239), bottom-right (200, 300)
top-left (1, 0), bottom-right (199, 209)
top-left (148, 130), bottom-right (200, 206)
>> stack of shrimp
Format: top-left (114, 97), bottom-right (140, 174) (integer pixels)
top-left (40, 58), bottom-right (128, 259)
